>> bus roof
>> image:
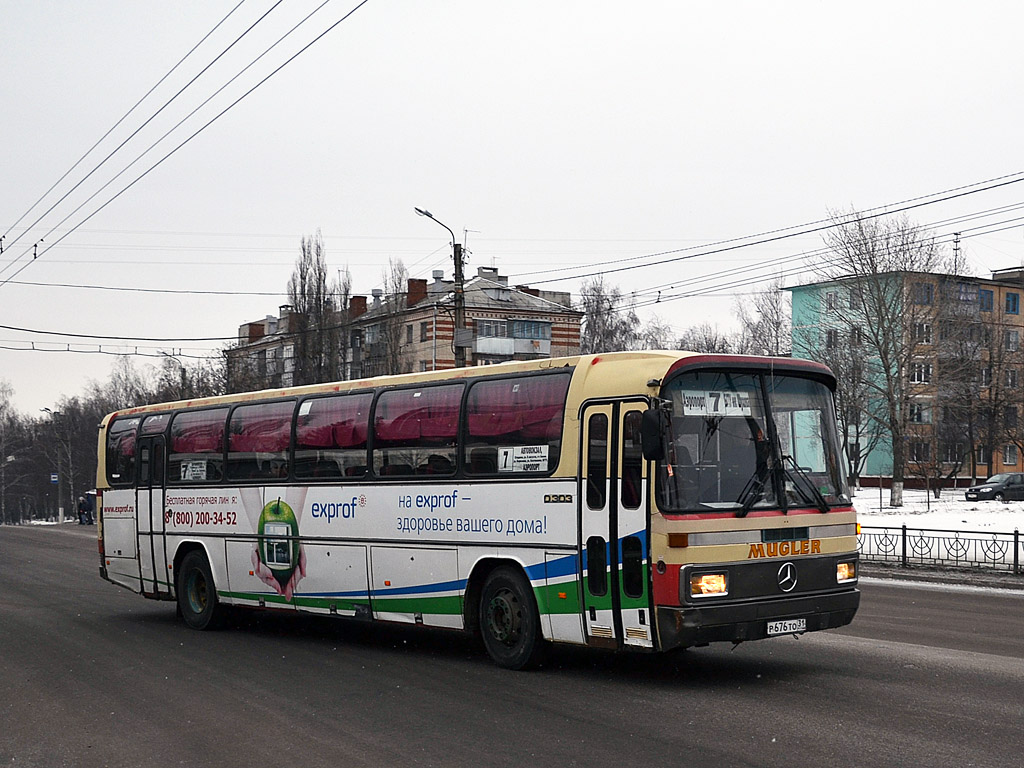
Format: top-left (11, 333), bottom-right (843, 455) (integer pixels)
top-left (98, 350), bottom-right (833, 427)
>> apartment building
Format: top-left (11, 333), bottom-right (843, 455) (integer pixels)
top-left (228, 267), bottom-right (582, 389)
top-left (789, 267), bottom-right (1024, 487)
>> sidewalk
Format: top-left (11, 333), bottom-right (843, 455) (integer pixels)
top-left (860, 560), bottom-right (1024, 590)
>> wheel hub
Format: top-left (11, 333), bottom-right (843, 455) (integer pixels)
top-left (188, 572), bottom-right (208, 614)
top-left (486, 588), bottom-right (521, 646)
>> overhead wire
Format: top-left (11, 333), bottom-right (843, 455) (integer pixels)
top-left (0, 0), bottom-right (373, 290)
top-left (0, 0), bottom-right (287, 268)
top-left (0, 0), bottom-right (248, 247)
top-left (515, 173), bottom-right (1024, 287)
top-left (0, 0), bottom-right (342, 284)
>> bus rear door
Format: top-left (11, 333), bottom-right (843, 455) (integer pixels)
top-left (136, 435), bottom-right (167, 598)
top-left (579, 401), bottom-right (653, 649)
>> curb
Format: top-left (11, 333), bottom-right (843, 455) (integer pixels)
top-left (860, 561), bottom-right (1024, 591)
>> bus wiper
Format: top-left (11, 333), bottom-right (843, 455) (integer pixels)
top-left (734, 471), bottom-right (768, 518)
top-left (781, 454), bottom-right (829, 513)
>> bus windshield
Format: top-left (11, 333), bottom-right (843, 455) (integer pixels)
top-left (656, 369), bottom-right (850, 514)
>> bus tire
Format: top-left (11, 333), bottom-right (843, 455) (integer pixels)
top-left (177, 549), bottom-right (226, 630)
top-left (479, 566), bottom-right (546, 670)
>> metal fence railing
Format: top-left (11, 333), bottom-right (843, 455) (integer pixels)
top-left (859, 525), bottom-right (1022, 574)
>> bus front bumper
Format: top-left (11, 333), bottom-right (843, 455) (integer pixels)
top-left (655, 588), bottom-right (860, 651)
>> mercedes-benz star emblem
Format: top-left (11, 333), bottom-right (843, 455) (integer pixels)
top-left (777, 562), bottom-right (798, 592)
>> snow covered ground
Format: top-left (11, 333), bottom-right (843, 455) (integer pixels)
top-left (854, 487), bottom-right (1024, 533)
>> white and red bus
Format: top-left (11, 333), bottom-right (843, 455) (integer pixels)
top-left (96, 351), bottom-right (859, 668)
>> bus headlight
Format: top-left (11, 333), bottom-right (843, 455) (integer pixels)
top-left (836, 561), bottom-right (857, 583)
top-left (690, 572), bottom-right (728, 597)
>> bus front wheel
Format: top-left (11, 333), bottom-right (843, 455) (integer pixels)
top-left (177, 550), bottom-right (226, 630)
top-left (478, 566), bottom-right (546, 670)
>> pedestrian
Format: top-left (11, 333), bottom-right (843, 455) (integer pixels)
top-left (77, 495), bottom-right (94, 525)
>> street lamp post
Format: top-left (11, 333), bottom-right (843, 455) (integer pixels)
top-left (41, 407), bottom-right (65, 524)
top-left (415, 207), bottom-right (466, 368)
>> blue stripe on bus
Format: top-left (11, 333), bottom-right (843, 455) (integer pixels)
top-left (296, 530), bottom-right (646, 600)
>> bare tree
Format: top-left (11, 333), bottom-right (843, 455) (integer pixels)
top-left (736, 278), bottom-right (791, 356)
top-left (809, 211), bottom-right (952, 506)
top-left (579, 276), bottom-right (639, 353)
top-left (677, 322), bottom-right (735, 353)
top-left (794, 327), bottom-right (885, 490)
top-left (0, 382), bottom-right (32, 524)
top-left (334, 266), bottom-right (353, 380)
top-left (635, 313), bottom-right (675, 350)
top-left (288, 230), bottom-right (339, 386)
top-left (363, 258), bottom-right (410, 377)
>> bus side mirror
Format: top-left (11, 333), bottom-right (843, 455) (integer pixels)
top-left (640, 409), bottom-right (667, 461)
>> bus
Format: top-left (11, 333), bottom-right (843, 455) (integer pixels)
top-left (96, 351), bottom-right (859, 669)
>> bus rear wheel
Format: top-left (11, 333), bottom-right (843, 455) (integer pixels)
top-left (479, 566), bottom-right (546, 670)
top-left (177, 550), bottom-right (226, 630)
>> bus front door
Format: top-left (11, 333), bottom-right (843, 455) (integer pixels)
top-left (136, 435), bottom-right (167, 598)
top-left (579, 401), bottom-right (653, 649)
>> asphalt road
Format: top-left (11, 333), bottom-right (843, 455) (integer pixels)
top-left (2, 524), bottom-right (1022, 768)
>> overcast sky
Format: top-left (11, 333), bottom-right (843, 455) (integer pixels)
top-left (3, 1), bottom-right (1024, 414)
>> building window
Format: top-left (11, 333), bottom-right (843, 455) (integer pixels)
top-left (826, 329), bottom-right (839, 349)
top-left (976, 446), bottom-right (988, 465)
top-left (957, 282), bottom-right (974, 302)
top-left (912, 282), bottom-right (934, 305)
top-left (1007, 369), bottom-right (1019, 389)
top-left (512, 320), bottom-right (551, 340)
top-left (825, 291), bottom-right (838, 311)
top-left (909, 403), bottom-right (931, 423)
top-left (914, 323), bottom-right (932, 345)
top-left (1004, 444), bottom-right (1018, 466)
top-left (911, 362), bottom-right (932, 383)
top-left (1006, 406), bottom-right (1018, 431)
top-left (944, 442), bottom-right (964, 463)
top-left (981, 367), bottom-right (992, 387)
top-left (909, 441), bottom-right (930, 463)
top-left (848, 285), bottom-right (863, 309)
top-left (850, 327), bottom-right (863, 347)
top-left (1007, 331), bottom-right (1020, 352)
top-left (477, 319), bottom-right (507, 338)
top-left (1007, 292), bottom-right (1020, 314)
top-left (420, 322), bottom-right (429, 342)
top-left (406, 325), bottom-right (413, 345)
top-left (979, 289), bottom-right (994, 312)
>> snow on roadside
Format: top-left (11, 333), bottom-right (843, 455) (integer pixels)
top-left (854, 487), bottom-right (1024, 533)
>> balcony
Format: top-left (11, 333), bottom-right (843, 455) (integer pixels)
top-left (473, 336), bottom-right (551, 357)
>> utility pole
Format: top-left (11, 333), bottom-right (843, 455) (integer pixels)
top-left (415, 207), bottom-right (467, 367)
top-left (452, 242), bottom-right (466, 367)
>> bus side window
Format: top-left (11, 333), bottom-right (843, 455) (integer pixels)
top-left (464, 372), bottom-right (571, 476)
top-left (586, 536), bottom-right (608, 596)
top-left (373, 384), bottom-right (462, 477)
top-left (169, 408), bottom-right (228, 483)
top-left (621, 410), bottom-right (642, 510)
top-left (294, 392), bottom-right (372, 480)
top-left (106, 418), bottom-right (139, 486)
top-left (587, 413), bottom-right (608, 509)
top-left (226, 400), bottom-right (294, 481)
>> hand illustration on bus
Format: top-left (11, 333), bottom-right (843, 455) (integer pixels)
top-left (241, 487), bottom-right (308, 601)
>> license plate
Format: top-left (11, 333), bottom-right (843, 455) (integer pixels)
top-left (768, 618), bottom-right (806, 636)
top-left (966, 493), bottom-right (978, 500)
